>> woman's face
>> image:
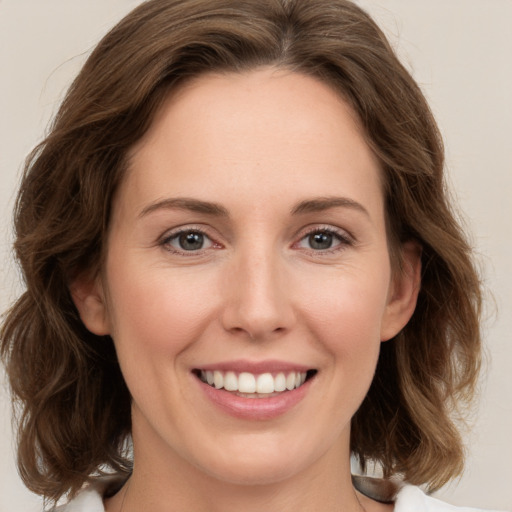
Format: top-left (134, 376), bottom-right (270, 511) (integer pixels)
top-left (76, 68), bottom-right (419, 485)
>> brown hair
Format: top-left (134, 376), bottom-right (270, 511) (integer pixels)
top-left (1, 0), bottom-right (481, 503)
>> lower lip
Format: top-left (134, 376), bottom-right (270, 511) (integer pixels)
top-left (196, 376), bottom-right (313, 420)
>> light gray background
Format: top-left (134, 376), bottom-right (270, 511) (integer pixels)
top-left (1, 1), bottom-right (511, 510)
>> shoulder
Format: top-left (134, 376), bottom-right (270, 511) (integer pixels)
top-left (52, 476), bottom-right (125, 512)
top-left (395, 485), bottom-right (506, 512)
top-left (53, 487), bottom-right (104, 512)
top-left (353, 475), bottom-right (505, 512)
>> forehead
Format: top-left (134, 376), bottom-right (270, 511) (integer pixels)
top-left (120, 68), bottom-right (383, 216)
top-left (130, 67), bottom-right (371, 159)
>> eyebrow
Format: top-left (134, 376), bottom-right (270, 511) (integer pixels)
top-left (139, 197), bottom-right (229, 218)
top-left (139, 195), bottom-right (369, 219)
top-left (291, 196), bottom-right (370, 217)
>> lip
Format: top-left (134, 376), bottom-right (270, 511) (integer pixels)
top-left (193, 360), bottom-right (316, 421)
top-left (196, 359), bottom-right (311, 375)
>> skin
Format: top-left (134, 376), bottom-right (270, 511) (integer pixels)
top-left (73, 68), bottom-right (420, 512)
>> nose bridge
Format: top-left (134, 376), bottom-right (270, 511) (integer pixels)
top-left (222, 236), bottom-right (294, 340)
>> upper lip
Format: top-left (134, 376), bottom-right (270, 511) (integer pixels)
top-left (195, 359), bottom-right (313, 374)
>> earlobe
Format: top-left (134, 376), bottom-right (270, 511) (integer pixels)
top-left (69, 274), bottom-right (110, 336)
top-left (380, 241), bottom-right (422, 342)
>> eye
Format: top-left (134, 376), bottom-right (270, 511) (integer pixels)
top-left (164, 230), bottom-right (214, 252)
top-left (304, 231), bottom-right (337, 250)
top-left (296, 228), bottom-right (352, 252)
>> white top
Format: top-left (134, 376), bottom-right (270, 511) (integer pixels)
top-left (54, 477), bottom-right (505, 512)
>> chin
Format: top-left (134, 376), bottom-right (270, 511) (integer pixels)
top-left (191, 434), bottom-right (324, 487)
top-left (202, 457), bottom-right (305, 487)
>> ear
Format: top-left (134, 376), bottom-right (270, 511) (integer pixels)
top-left (69, 274), bottom-right (110, 336)
top-left (380, 241), bottom-right (422, 342)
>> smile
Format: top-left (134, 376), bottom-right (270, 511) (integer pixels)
top-left (197, 370), bottom-right (313, 397)
top-left (193, 362), bottom-right (317, 419)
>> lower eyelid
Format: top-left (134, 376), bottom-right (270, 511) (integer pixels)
top-left (159, 226), bottom-right (353, 255)
top-left (172, 233), bottom-right (212, 249)
top-left (160, 227), bottom-right (217, 252)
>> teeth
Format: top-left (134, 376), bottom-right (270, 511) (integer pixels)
top-left (274, 372), bottom-right (286, 392)
top-left (256, 373), bottom-right (274, 393)
top-left (285, 372), bottom-right (296, 391)
top-left (224, 371), bottom-right (238, 391)
top-left (213, 370), bottom-right (224, 389)
top-left (238, 372), bottom-right (256, 393)
top-left (199, 370), bottom-right (309, 395)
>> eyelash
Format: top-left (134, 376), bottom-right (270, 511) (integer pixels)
top-left (159, 225), bottom-right (354, 256)
top-left (294, 225), bottom-right (354, 255)
top-left (160, 226), bottom-right (220, 256)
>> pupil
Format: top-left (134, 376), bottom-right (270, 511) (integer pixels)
top-left (309, 232), bottom-right (332, 250)
top-left (179, 232), bottom-right (204, 251)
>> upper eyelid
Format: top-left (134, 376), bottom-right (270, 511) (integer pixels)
top-left (293, 226), bottom-right (357, 256)
top-left (295, 224), bottom-right (355, 242)
top-left (159, 227), bottom-right (220, 256)
top-left (160, 224), bottom-right (216, 240)
top-left (157, 223), bottom-right (355, 249)
top-left (159, 225), bottom-right (218, 250)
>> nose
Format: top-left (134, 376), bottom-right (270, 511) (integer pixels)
top-left (221, 247), bottom-right (296, 341)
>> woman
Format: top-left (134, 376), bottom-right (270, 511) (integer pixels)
top-left (0, 0), bottom-right (500, 511)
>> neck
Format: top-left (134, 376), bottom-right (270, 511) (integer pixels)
top-left (106, 431), bottom-right (365, 512)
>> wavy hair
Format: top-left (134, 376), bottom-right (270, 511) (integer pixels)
top-left (1, 0), bottom-right (481, 503)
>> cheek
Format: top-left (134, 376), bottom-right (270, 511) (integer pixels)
top-left (297, 264), bottom-right (390, 364)
top-left (105, 260), bottom-right (220, 360)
